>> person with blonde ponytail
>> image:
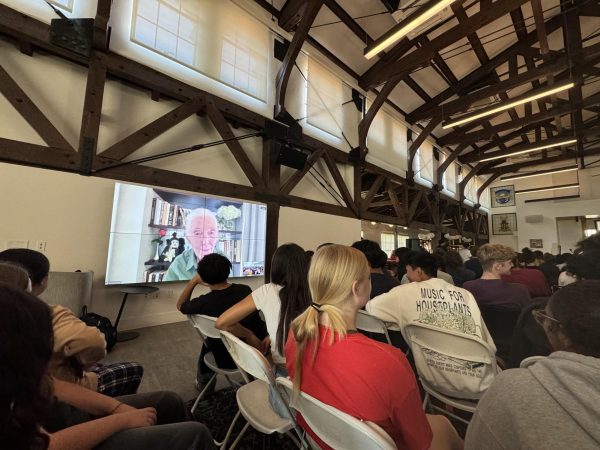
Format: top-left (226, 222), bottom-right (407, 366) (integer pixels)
top-left (285, 245), bottom-right (463, 450)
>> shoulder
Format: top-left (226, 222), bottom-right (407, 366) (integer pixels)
top-left (252, 283), bottom-right (280, 307)
top-left (231, 283), bottom-right (252, 295)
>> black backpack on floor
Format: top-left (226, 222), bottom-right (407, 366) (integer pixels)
top-left (80, 306), bottom-right (118, 352)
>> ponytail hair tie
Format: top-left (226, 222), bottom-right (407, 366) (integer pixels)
top-left (310, 302), bottom-right (322, 312)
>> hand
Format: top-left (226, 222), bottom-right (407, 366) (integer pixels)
top-left (122, 407), bottom-right (157, 428)
top-left (111, 402), bottom-right (136, 415)
top-left (259, 337), bottom-right (271, 355)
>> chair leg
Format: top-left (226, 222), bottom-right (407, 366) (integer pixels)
top-left (227, 421), bottom-right (250, 450)
top-left (216, 409), bottom-right (242, 448)
top-left (190, 373), bottom-right (217, 414)
top-left (422, 392), bottom-right (430, 411)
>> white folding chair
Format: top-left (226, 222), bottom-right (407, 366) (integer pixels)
top-left (405, 321), bottom-right (499, 425)
top-left (187, 315), bottom-right (241, 412)
top-left (356, 310), bottom-right (392, 345)
top-left (276, 377), bottom-right (397, 450)
top-left (219, 330), bottom-right (306, 449)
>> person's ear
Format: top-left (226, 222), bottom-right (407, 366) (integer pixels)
top-left (351, 280), bottom-right (360, 298)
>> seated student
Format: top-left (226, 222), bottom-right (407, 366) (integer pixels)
top-left (0, 283), bottom-right (216, 450)
top-left (464, 246), bottom-right (483, 279)
top-left (538, 253), bottom-right (560, 287)
top-left (400, 250), bottom-right (455, 285)
top-left (444, 250), bottom-right (476, 287)
top-left (459, 243), bottom-right (472, 263)
top-left (463, 244), bottom-right (530, 309)
top-left (216, 243), bottom-right (311, 416)
top-left (0, 249), bottom-right (143, 397)
top-left (351, 239), bottom-right (400, 298)
top-left (0, 261), bottom-right (32, 291)
top-left (502, 254), bottom-right (551, 297)
top-left (286, 245), bottom-right (463, 450)
top-left (565, 233), bottom-right (600, 281)
top-left (176, 253), bottom-right (267, 390)
top-left (368, 252), bottom-right (496, 395)
top-left (465, 281), bottom-right (600, 450)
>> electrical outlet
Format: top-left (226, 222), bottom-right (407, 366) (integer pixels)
top-left (146, 291), bottom-right (160, 299)
top-left (166, 290), bottom-right (174, 299)
top-left (36, 241), bottom-right (47, 252)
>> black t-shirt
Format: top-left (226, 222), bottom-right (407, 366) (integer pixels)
top-left (370, 272), bottom-right (401, 299)
top-left (180, 283), bottom-right (267, 368)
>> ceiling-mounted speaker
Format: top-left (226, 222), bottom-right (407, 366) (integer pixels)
top-left (274, 38), bottom-right (290, 62)
top-left (271, 142), bottom-right (307, 171)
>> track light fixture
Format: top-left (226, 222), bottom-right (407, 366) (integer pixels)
top-left (364, 0), bottom-right (456, 59)
top-left (501, 166), bottom-right (578, 181)
top-left (479, 138), bottom-right (578, 162)
top-left (442, 82), bottom-right (574, 129)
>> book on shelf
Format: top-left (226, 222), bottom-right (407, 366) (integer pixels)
top-left (150, 198), bottom-right (188, 228)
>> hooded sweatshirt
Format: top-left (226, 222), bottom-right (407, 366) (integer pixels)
top-left (465, 351), bottom-right (600, 450)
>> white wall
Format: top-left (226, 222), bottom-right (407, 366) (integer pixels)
top-left (488, 164), bottom-right (600, 253)
top-left (278, 207), bottom-right (361, 251)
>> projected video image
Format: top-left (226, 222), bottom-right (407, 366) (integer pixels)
top-left (106, 183), bottom-right (266, 284)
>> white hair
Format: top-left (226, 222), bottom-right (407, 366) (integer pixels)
top-left (185, 208), bottom-right (217, 234)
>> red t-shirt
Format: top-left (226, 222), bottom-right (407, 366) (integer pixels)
top-left (502, 268), bottom-right (551, 297)
top-left (285, 326), bottom-right (432, 450)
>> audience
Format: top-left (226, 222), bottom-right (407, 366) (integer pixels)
top-left (459, 243), bottom-right (472, 263)
top-left (502, 255), bottom-right (551, 297)
top-left (0, 261), bottom-right (32, 290)
top-left (566, 233), bottom-right (600, 280)
top-left (394, 247), bottom-right (411, 280)
top-left (0, 283), bottom-right (216, 450)
top-left (216, 243), bottom-right (311, 414)
top-left (176, 253), bottom-right (267, 391)
top-left (286, 245), bottom-right (463, 450)
top-left (538, 253), bottom-right (560, 287)
top-left (463, 246), bottom-right (483, 279)
top-left (351, 239), bottom-right (400, 298)
top-left (367, 252), bottom-right (496, 395)
top-left (0, 249), bottom-right (143, 397)
top-left (400, 249), bottom-right (455, 285)
top-left (465, 281), bottom-right (600, 449)
top-left (463, 244), bottom-right (530, 309)
top-left (444, 249), bottom-right (476, 287)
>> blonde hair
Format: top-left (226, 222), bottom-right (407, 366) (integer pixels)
top-left (290, 245), bottom-right (370, 398)
top-left (0, 262), bottom-right (30, 290)
top-left (478, 244), bottom-right (516, 271)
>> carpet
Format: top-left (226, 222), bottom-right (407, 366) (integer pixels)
top-left (190, 387), bottom-right (299, 450)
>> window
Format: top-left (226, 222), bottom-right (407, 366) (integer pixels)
top-left (131, 0), bottom-right (269, 101)
top-left (480, 181), bottom-right (491, 208)
top-left (397, 234), bottom-right (409, 248)
top-left (306, 58), bottom-right (344, 138)
top-left (465, 176), bottom-right (477, 204)
top-left (49, 0), bottom-right (73, 11)
top-left (414, 140), bottom-right (434, 186)
top-left (441, 153), bottom-right (456, 194)
top-left (367, 106), bottom-right (408, 174)
top-left (380, 232), bottom-right (395, 256)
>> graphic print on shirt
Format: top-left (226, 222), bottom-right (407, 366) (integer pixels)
top-left (414, 287), bottom-right (487, 382)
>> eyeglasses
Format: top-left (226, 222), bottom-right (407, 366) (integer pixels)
top-left (532, 309), bottom-right (561, 327)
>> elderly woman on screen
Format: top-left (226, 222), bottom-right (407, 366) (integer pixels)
top-left (164, 208), bottom-right (219, 281)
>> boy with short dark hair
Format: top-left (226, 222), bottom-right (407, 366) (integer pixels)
top-left (177, 253), bottom-right (267, 389)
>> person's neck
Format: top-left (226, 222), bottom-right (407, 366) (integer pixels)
top-left (370, 268), bottom-right (384, 274)
top-left (480, 271), bottom-right (500, 280)
top-left (209, 282), bottom-right (231, 291)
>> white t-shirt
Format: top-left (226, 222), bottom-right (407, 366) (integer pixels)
top-left (459, 248), bottom-right (472, 262)
top-left (251, 283), bottom-right (285, 364)
top-left (367, 277), bottom-right (497, 398)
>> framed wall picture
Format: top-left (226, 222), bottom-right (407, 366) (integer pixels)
top-left (492, 213), bottom-right (517, 235)
top-left (530, 239), bottom-right (543, 248)
top-left (490, 185), bottom-right (515, 207)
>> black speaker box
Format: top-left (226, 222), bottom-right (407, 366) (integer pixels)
top-left (271, 142), bottom-right (308, 170)
top-left (406, 238), bottom-right (422, 251)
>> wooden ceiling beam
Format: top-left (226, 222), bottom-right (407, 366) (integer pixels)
top-left (406, 14), bottom-right (563, 124)
top-left (278, 0), bottom-right (308, 32)
top-left (275, 0), bottom-right (324, 117)
top-left (323, 0), bottom-right (373, 46)
top-left (0, 65), bottom-right (74, 151)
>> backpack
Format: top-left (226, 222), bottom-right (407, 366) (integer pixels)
top-left (80, 306), bottom-right (118, 352)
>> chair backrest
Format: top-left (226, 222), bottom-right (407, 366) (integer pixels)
top-left (356, 310), bottom-right (392, 344)
top-left (39, 270), bottom-right (94, 314)
top-left (276, 377), bottom-right (397, 450)
top-left (219, 330), bottom-right (274, 384)
top-left (405, 321), bottom-right (498, 400)
top-left (479, 304), bottom-right (521, 360)
top-left (188, 314), bottom-right (221, 339)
